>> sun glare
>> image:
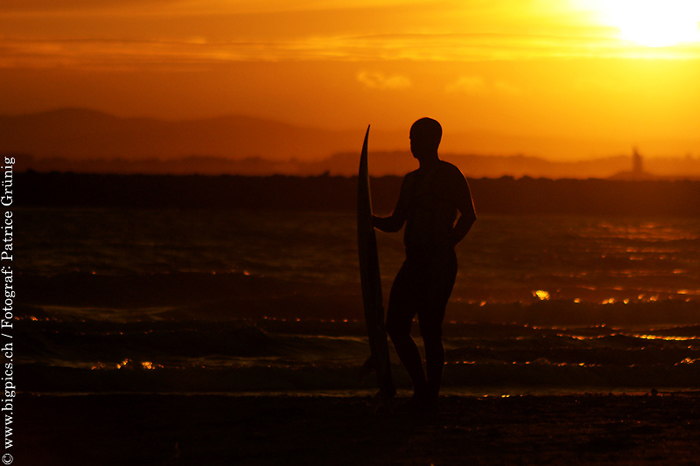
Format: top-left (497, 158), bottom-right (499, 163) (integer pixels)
top-left (597, 0), bottom-right (700, 47)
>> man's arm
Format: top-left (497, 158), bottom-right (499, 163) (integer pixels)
top-left (451, 171), bottom-right (477, 246)
top-left (371, 176), bottom-right (410, 232)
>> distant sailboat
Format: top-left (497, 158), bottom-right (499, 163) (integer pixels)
top-left (608, 147), bottom-right (656, 181)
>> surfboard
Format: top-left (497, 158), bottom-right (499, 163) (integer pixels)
top-left (357, 125), bottom-right (396, 401)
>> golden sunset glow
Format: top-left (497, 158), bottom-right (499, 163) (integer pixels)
top-left (588, 0), bottom-right (700, 47)
top-left (1, 0), bottom-right (700, 161)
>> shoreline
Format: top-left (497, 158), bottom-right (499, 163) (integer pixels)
top-left (15, 391), bottom-right (700, 465)
top-left (19, 387), bottom-right (700, 397)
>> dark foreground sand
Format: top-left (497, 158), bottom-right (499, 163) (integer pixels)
top-left (14, 392), bottom-right (700, 465)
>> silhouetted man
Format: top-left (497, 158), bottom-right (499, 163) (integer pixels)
top-left (372, 117), bottom-right (476, 411)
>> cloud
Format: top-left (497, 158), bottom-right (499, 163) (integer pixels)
top-left (3, 30), bottom-right (698, 74)
top-left (356, 71), bottom-right (411, 90)
top-left (445, 76), bottom-right (521, 95)
top-left (0, 0), bottom-right (181, 14)
top-left (3, 0), bottom-right (700, 74)
top-left (493, 80), bottom-right (521, 95)
top-left (0, 37), bottom-right (249, 71)
top-left (445, 76), bottom-right (487, 94)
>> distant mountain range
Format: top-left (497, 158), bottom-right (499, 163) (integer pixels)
top-left (0, 107), bottom-right (365, 161)
top-left (3, 108), bottom-right (700, 179)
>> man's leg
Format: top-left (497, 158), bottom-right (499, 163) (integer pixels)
top-left (418, 253), bottom-right (457, 406)
top-left (386, 263), bottom-right (427, 398)
top-left (422, 334), bottom-right (445, 403)
top-left (387, 326), bottom-right (427, 397)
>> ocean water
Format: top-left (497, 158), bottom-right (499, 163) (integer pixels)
top-left (18, 207), bottom-right (700, 394)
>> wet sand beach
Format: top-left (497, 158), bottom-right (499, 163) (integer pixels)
top-left (16, 392), bottom-right (700, 465)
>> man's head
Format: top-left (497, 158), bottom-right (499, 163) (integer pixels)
top-left (410, 118), bottom-right (442, 159)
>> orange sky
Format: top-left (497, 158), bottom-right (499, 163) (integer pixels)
top-left (1, 0), bottom-right (700, 160)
